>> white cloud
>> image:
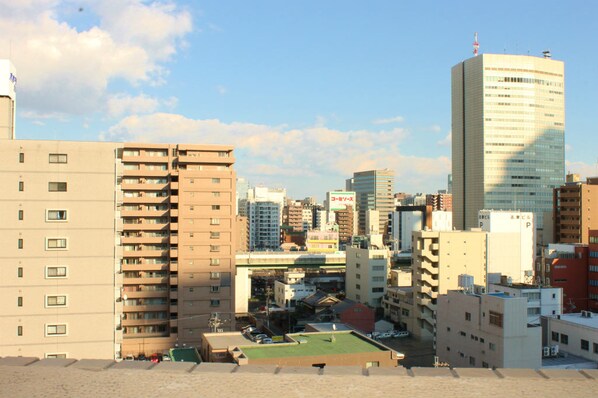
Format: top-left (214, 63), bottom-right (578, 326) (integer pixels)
top-left (566, 160), bottom-right (598, 179)
top-left (0, 1), bottom-right (192, 117)
top-left (437, 131), bottom-right (451, 147)
top-left (106, 93), bottom-right (160, 118)
top-left (101, 113), bottom-right (450, 193)
top-left (372, 115), bottom-right (404, 125)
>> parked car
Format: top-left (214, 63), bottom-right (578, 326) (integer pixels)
top-left (260, 338), bottom-right (273, 344)
top-left (124, 354), bottom-right (135, 361)
top-left (252, 333), bottom-right (269, 342)
top-left (150, 354), bottom-right (161, 363)
top-left (136, 354), bottom-right (147, 361)
top-left (392, 330), bottom-right (410, 338)
top-left (378, 332), bottom-right (392, 339)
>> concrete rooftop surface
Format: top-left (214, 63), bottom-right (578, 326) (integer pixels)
top-left (0, 357), bottom-right (597, 398)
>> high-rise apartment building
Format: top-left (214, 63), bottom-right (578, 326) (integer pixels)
top-left (247, 201), bottom-right (281, 251)
top-left (452, 54), bottom-right (565, 232)
top-left (346, 169), bottom-right (394, 237)
top-left (553, 174), bottom-right (598, 245)
top-left (0, 140), bottom-right (236, 359)
top-left (120, 144), bottom-right (236, 356)
top-left (0, 140), bottom-right (123, 359)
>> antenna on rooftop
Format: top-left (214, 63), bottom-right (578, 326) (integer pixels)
top-left (473, 32), bottom-right (479, 56)
top-left (543, 50), bottom-right (552, 59)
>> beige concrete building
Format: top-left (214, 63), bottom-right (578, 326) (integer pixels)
top-left (436, 290), bottom-right (541, 369)
top-left (0, 139), bottom-right (123, 359)
top-left (553, 175), bottom-right (598, 245)
top-left (0, 140), bottom-right (237, 359)
top-left (345, 243), bottom-right (390, 308)
top-left (120, 144), bottom-right (236, 356)
top-left (452, 54), bottom-right (565, 232)
top-left (346, 169), bottom-right (394, 237)
top-left (409, 230), bottom-right (488, 340)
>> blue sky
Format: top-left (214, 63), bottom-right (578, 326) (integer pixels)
top-left (1, 1), bottom-right (596, 201)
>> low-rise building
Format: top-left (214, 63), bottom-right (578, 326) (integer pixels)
top-left (436, 290), bottom-right (541, 369)
top-left (488, 278), bottom-right (562, 325)
top-left (229, 331), bottom-right (403, 368)
top-left (542, 312), bottom-right (598, 364)
top-left (274, 272), bottom-right (316, 310)
top-left (200, 332), bottom-right (259, 363)
top-left (345, 240), bottom-right (390, 308)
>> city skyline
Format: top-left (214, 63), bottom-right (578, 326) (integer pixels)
top-left (1, 1), bottom-right (597, 200)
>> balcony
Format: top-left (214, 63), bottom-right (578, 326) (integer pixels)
top-left (170, 248), bottom-right (178, 258)
top-left (178, 153), bottom-right (235, 165)
top-left (122, 196), bottom-right (169, 205)
top-left (170, 290), bottom-right (178, 300)
top-left (170, 261), bottom-right (178, 272)
top-left (123, 222), bottom-right (169, 231)
top-left (122, 304), bottom-right (169, 312)
top-left (122, 318), bottom-right (169, 327)
top-left (120, 209), bottom-right (169, 218)
top-left (169, 275), bottom-right (178, 286)
top-left (122, 263), bottom-right (168, 272)
top-left (170, 208), bottom-right (179, 218)
top-left (170, 181), bottom-right (179, 190)
top-left (124, 290), bottom-right (168, 299)
top-left (123, 331), bottom-right (170, 339)
top-left (123, 250), bottom-right (168, 258)
top-left (123, 277), bottom-right (169, 285)
top-left (170, 234), bottom-right (178, 245)
top-left (170, 305), bottom-right (178, 314)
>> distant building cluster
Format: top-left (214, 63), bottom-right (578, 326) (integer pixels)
top-left (2, 49), bottom-right (598, 371)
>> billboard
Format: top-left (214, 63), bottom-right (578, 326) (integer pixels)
top-left (327, 191), bottom-right (356, 211)
top-left (0, 60), bottom-right (17, 99)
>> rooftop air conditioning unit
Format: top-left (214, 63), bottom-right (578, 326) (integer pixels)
top-left (542, 347), bottom-right (551, 357)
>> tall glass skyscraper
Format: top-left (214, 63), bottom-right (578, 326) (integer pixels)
top-left (452, 53), bottom-right (565, 233)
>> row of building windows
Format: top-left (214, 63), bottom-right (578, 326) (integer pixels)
top-left (16, 324), bottom-right (68, 337)
top-left (18, 153), bottom-right (68, 164)
top-left (17, 238), bottom-right (70, 250)
top-left (18, 182), bottom-right (68, 192)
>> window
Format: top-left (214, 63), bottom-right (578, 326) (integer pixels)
top-left (18, 210), bottom-right (23, 220)
top-left (210, 232), bottom-right (220, 239)
top-left (19, 153), bottom-right (24, 163)
top-left (46, 266), bottom-right (67, 278)
top-left (19, 181), bottom-right (24, 191)
top-left (210, 286), bottom-right (220, 293)
top-left (372, 276), bottom-right (384, 282)
top-left (489, 342), bottom-right (496, 351)
top-left (212, 192), bottom-right (220, 197)
top-left (489, 311), bottom-right (503, 328)
top-left (46, 209), bottom-right (68, 221)
top-left (210, 258), bottom-right (220, 266)
top-left (46, 238), bottom-right (68, 250)
top-left (460, 331), bottom-right (466, 337)
top-left (372, 287), bottom-right (384, 293)
top-left (594, 343), bottom-right (598, 354)
top-left (210, 245), bottom-right (220, 252)
top-left (46, 324), bottom-right (67, 336)
top-left (45, 353), bottom-right (67, 359)
top-left (17, 326), bottom-right (23, 336)
top-left (212, 205), bottom-right (220, 210)
top-left (482, 361), bottom-right (489, 369)
top-left (581, 339), bottom-right (589, 351)
top-left (18, 239), bottom-right (23, 249)
top-left (210, 299), bottom-right (220, 307)
top-left (48, 182), bottom-right (67, 192)
top-left (551, 331), bottom-right (559, 342)
top-left (17, 296), bottom-right (23, 307)
top-left (210, 218), bottom-right (220, 225)
top-left (46, 295), bottom-right (67, 307)
top-left (210, 272), bottom-right (221, 280)
top-left (469, 356), bottom-right (476, 366)
top-left (212, 178), bottom-right (220, 183)
top-left (49, 154), bottom-right (68, 164)
top-left (560, 334), bottom-right (569, 344)
top-left (356, 284), bottom-right (361, 290)
top-left (17, 267), bottom-right (23, 278)
top-left (356, 273), bottom-right (361, 279)
top-left (465, 312), bottom-right (471, 321)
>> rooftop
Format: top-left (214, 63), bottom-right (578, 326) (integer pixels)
top-left (238, 331), bottom-right (388, 360)
top-left (0, 358), bottom-right (596, 398)
top-left (550, 313), bottom-right (598, 329)
top-left (202, 332), bottom-right (258, 349)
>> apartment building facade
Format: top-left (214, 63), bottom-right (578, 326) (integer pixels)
top-left (436, 290), bottom-right (541, 369)
top-left (0, 140), bottom-right (237, 359)
top-left (346, 169), bottom-right (394, 237)
top-left (345, 244), bottom-right (390, 308)
top-left (553, 175), bottom-right (598, 245)
top-left (0, 140), bottom-right (123, 359)
top-left (120, 144), bottom-right (236, 356)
